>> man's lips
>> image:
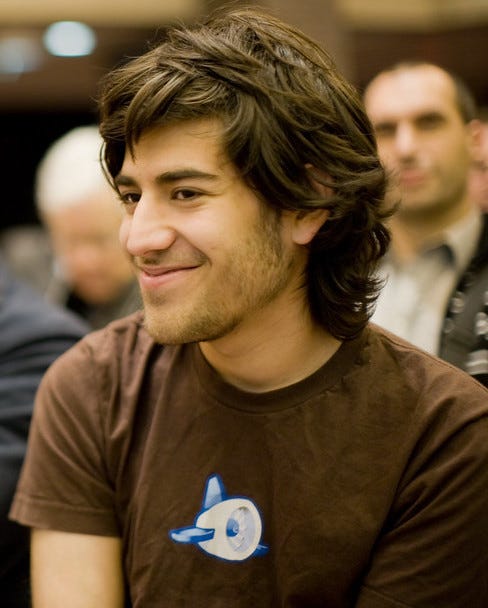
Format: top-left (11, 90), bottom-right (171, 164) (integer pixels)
top-left (140, 265), bottom-right (195, 276)
top-left (397, 168), bottom-right (428, 187)
top-left (136, 263), bottom-right (200, 288)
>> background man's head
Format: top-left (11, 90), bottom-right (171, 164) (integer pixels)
top-left (364, 62), bottom-right (479, 224)
top-left (35, 125), bottom-right (135, 306)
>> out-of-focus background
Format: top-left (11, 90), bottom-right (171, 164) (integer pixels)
top-left (1, 0), bottom-right (488, 228)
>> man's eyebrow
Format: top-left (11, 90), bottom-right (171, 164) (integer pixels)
top-left (372, 119), bottom-right (396, 130)
top-left (114, 169), bottom-right (219, 188)
top-left (157, 169), bottom-right (219, 183)
top-left (114, 175), bottom-right (136, 188)
top-left (414, 110), bottom-right (445, 121)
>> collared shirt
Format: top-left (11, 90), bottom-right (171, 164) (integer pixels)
top-left (372, 210), bottom-right (483, 354)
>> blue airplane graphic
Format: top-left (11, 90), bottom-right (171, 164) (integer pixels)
top-left (170, 474), bottom-right (269, 562)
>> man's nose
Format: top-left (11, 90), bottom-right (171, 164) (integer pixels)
top-left (122, 198), bottom-right (177, 257)
top-left (394, 123), bottom-right (418, 157)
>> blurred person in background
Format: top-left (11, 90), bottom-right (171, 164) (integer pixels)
top-left (0, 258), bottom-right (87, 606)
top-left (468, 113), bottom-right (488, 212)
top-left (0, 224), bottom-right (53, 294)
top-left (35, 125), bottom-right (141, 329)
top-left (364, 61), bottom-right (488, 385)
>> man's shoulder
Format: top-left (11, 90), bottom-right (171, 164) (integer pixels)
top-left (367, 323), bottom-right (488, 399)
top-left (61, 311), bottom-right (156, 374)
top-left (84, 310), bottom-right (148, 348)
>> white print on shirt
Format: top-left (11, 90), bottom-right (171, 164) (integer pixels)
top-left (169, 473), bottom-right (269, 562)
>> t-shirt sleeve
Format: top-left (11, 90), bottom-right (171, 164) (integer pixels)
top-left (355, 392), bottom-right (488, 607)
top-left (9, 336), bottom-right (119, 537)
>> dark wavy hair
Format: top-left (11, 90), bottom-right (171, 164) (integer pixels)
top-left (98, 6), bottom-right (389, 340)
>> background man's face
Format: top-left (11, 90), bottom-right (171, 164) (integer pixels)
top-left (46, 191), bottom-right (135, 305)
top-left (364, 65), bottom-right (475, 219)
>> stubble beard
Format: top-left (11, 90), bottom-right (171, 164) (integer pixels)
top-left (142, 209), bottom-right (294, 345)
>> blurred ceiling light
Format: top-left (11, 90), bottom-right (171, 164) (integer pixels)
top-left (43, 21), bottom-right (96, 57)
top-left (0, 36), bottom-right (42, 77)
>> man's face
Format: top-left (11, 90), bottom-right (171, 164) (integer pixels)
top-left (364, 65), bottom-right (475, 219)
top-left (116, 119), bottom-right (305, 345)
top-left (46, 191), bottom-right (135, 305)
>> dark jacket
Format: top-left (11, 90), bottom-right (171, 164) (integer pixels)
top-left (0, 260), bottom-right (87, 607)
top-left (439, 213), bottom-right (488, 387)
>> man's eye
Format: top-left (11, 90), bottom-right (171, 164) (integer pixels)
top-left (416, 114), bottom-right (444, 130)
top-left (119, 192), bottom-right (140, 205)
top-left (374, 123), bottom-right (396, 138)
top-left (173, 188), bottom-right (200, 200)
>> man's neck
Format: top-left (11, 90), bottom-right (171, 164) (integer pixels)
top-left (388, 199), bottom-right (475, 262)
top-left (199, 299), bottom-right (341, 393)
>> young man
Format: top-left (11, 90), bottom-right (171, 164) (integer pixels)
top-left (10, 8), bottom-right (488, 607)
top-left (364, 62), bottom-right (488, 384)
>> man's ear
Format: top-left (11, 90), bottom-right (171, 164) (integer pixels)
top-left (468, 119), bottom-right (488, 163)
top-left (291, 208), bottom-right (330, 245)
top-left (290, 164), bottom-right (332, 246)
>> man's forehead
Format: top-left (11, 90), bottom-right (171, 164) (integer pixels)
top-left (123, 118), bottom-right (225, 158)
top-left (365, 65), bottom-right (458, 119)
top-left (118, 117), bottom-right (235, 182)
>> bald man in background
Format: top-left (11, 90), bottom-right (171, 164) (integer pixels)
top-left (364, 62), bottom-right (488, 385)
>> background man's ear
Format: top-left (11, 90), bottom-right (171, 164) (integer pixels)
top-left (468, 119), bottom-right (486, 163)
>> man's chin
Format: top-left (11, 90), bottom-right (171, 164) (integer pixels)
top-left (142, 308), bottom-right (236, 346)
top-left (142, 313), bottom-right (196, 345)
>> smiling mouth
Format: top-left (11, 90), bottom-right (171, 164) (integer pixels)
top-left (136, 263), bottom-right (201, 289)
top-left (141, 266), bottom-right (195, 276)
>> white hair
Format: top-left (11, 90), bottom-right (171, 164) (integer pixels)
top-left (35, 125), bottom-right (110, 215)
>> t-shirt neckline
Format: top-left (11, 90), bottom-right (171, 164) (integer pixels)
top-left (190, 328), bottom-right (369, 413)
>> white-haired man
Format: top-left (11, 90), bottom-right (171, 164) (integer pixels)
top-left (36, 125), bottom-right (141, 328)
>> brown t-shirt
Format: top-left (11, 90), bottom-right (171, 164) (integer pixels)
top-left (10, 313), bottom-right (488, 607)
